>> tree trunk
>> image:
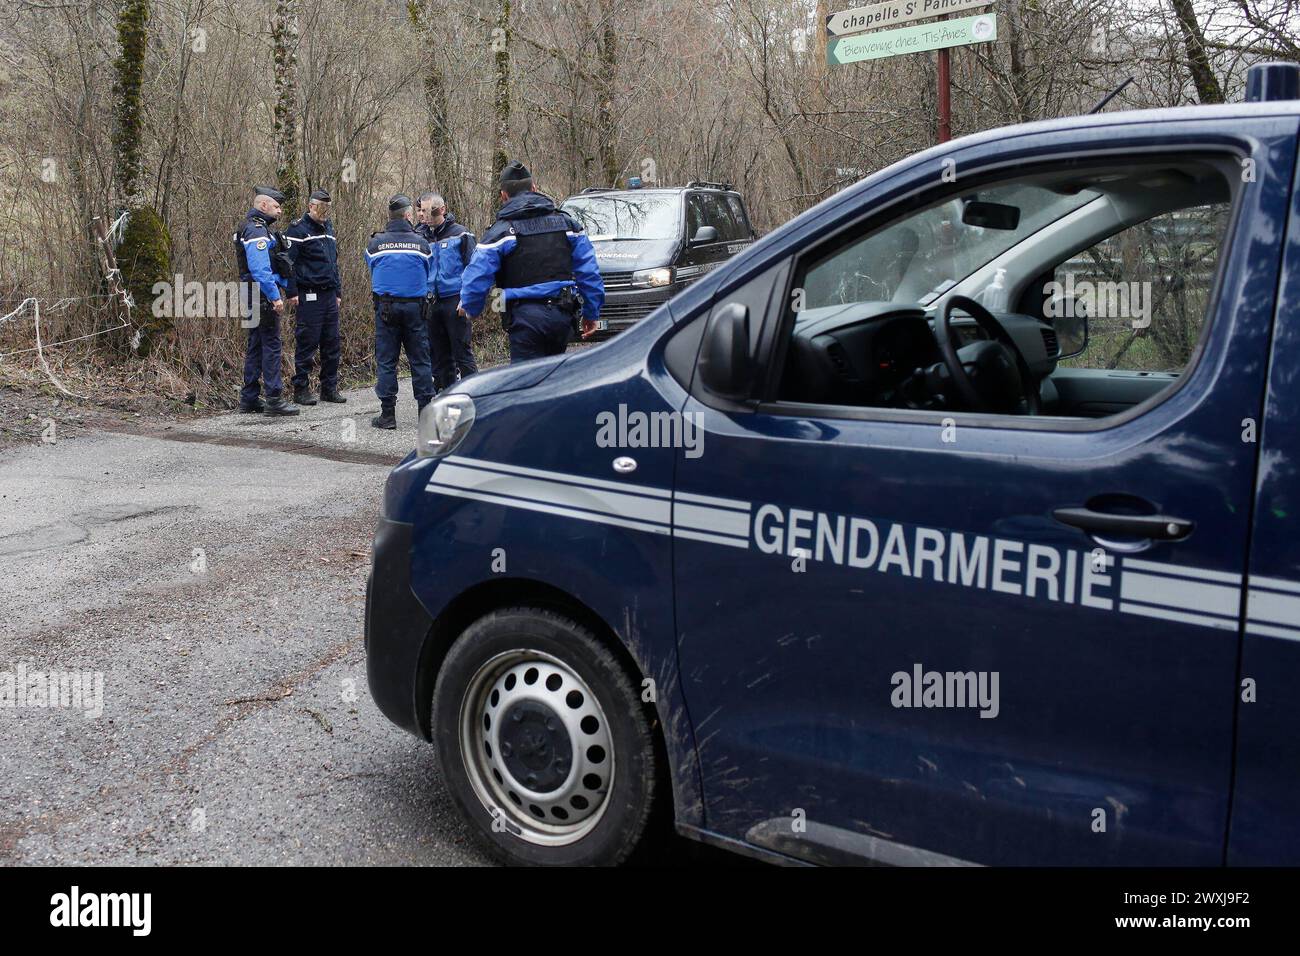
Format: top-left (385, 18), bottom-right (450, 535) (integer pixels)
top-left (112, 0), bottom-right (149, 209)
top-left (112, 0), bottom-right (172, 355)
top-left (1169, 0), bottom-right (1224, 104)
top-left (409, 1), bottom-right (466, 215)
top-left (492, 0), bottom-right (512, 177)
top-left (272, 0), bottom-right (302, 216)
top-left (596, 17), bottom-right (619, 187)
top-left (1006, 0), bottom-right (1030, 123)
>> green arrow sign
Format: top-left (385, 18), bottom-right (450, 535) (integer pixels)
top-left (827, 12), bottom-right (997, 65)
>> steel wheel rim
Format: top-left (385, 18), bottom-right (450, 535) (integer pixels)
top-left (459, 649), bottom-right (616, 846)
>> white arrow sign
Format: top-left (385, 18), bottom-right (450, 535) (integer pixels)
top-left (827, 0), bottom-right (992, 37)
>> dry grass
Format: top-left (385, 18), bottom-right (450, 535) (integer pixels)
top-left (0, 308), bottom-right (516, 423)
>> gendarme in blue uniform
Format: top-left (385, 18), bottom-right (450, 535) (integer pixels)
top-left (460, 171), bottom-right (605, 363)
top-left (364, 196), bottom-right (434, 428)
top-left (417, 210), bottom-right (478, 390)
top-left (284, 189), bottom-right (343, 402)
top-left (234, 187), bottom-right (295, 411)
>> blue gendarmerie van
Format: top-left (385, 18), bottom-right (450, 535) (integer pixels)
top-left (366, 63), bottom-right (1300, 866)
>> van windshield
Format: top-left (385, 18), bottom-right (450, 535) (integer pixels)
top-left (802, 183), bottom-right (1101, 312)
top-left (562, 194), bottom-right (681, 241)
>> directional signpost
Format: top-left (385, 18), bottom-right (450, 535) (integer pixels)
top-left (826, 0), bottom-right (997, 143)
top-left (826, 0), bottom-right (992, 37)
top-left (826, 13), bottom-right (997, 66)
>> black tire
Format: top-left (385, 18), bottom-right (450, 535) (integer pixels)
top-left (431, 608), bottom-right (660, 866)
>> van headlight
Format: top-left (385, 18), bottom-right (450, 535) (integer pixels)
top-left (417, 393), bottom-right (475, 459)
top-left (631, 267), bottom-right (673, 288)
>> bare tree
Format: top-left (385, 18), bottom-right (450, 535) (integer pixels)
top-left (409, 0), bottom-right (466, 214)
top-left (1169, 0), bottom-right (1225, 103)
top-left (492, 0), bottom-right (511, 175)
top-left (272, 0), bottom-right (302, 213)
top-left (2, 0), bottom-right (1296, 397)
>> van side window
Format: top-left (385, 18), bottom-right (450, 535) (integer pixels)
top-left (686, 195), bottom-right (707, 240)
top-left (1051, 203), bottom-right (1232, 374)
top-left (773, 160), bottom-right (1235, 423)
top-left (695, 193), bottom-right (741, 241)
top-left (726, 195), bottom-right (754, 239)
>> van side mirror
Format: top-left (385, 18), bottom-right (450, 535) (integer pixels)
top-left (1054, 309), bottom-right (1089, 360)
top-left (698, 302), bottom-right (754, 400)
top-left (691, 225), bottom-right (719, 246)
top-left (1045, 285), bottom-right (1090, 359)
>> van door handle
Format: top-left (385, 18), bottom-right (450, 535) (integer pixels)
top-left (1052, 507), bottom-right (1194, 541)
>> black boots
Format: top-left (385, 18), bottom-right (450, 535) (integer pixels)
top-left (372, 398), bottom-right (424, 429)
top-left (264, 395), bottom-right (301, 416)
top-left (238, 394), bottom-right (299, 415)
top-left (319, 388), bottom-right (347, 403)
top-left (371, 402), bottom-right (396, 430)
top-left (294, 386), bottom-right (319, 406)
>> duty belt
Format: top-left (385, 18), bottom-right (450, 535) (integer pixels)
top-left (505, 288), bottom-right (581, 313)
top-left (373, 292), bottom-right (424, 326)
top-left (503, 286), bottom-right (583, 334)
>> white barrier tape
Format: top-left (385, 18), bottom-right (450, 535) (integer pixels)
top-left (31, 299), bottom-right (81, 399)
top-left (0, 296), bottom-right (36, 327)
top-left (0, 292), bottom-right (131, 360)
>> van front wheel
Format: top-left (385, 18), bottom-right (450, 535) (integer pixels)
top-left (431, 608), bottom-right (659, 866)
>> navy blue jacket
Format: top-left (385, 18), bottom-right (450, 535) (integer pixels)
top-left (417, 214), bottom-right (476, 299)
top-left (460, 192), bottom-right (604, 321)
top-left (365, 218), bottom-right (433, 298)
top-left (284, 214), bottom-right (341, 298)
top-left (234, 209), bottom-right (291, 302)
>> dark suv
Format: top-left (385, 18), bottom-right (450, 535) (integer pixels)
top-left (560, 182), bottom-right (756, 335)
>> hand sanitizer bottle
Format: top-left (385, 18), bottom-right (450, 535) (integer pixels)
top-left (980, 267), bottom-right (1008, 312)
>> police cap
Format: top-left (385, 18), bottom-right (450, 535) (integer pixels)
top-left (254, 185), bottom-right (286, 202)
top-left (389, 194), bottom-right (413, 214)
top-left (309, 189), bottom-right (332, 203)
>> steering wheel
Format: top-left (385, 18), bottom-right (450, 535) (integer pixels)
top-left (933, 295), bottom-right (1041, 414)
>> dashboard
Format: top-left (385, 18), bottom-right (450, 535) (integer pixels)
top-left (779, 303), bottom-right (1060, 409)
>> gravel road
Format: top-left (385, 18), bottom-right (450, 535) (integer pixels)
top-left (0, 399), bottom-right (492, 865)
top-left (0, 384), bottom-right (734, 866)
top-left (0, 371), bottom-right (748, 868)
